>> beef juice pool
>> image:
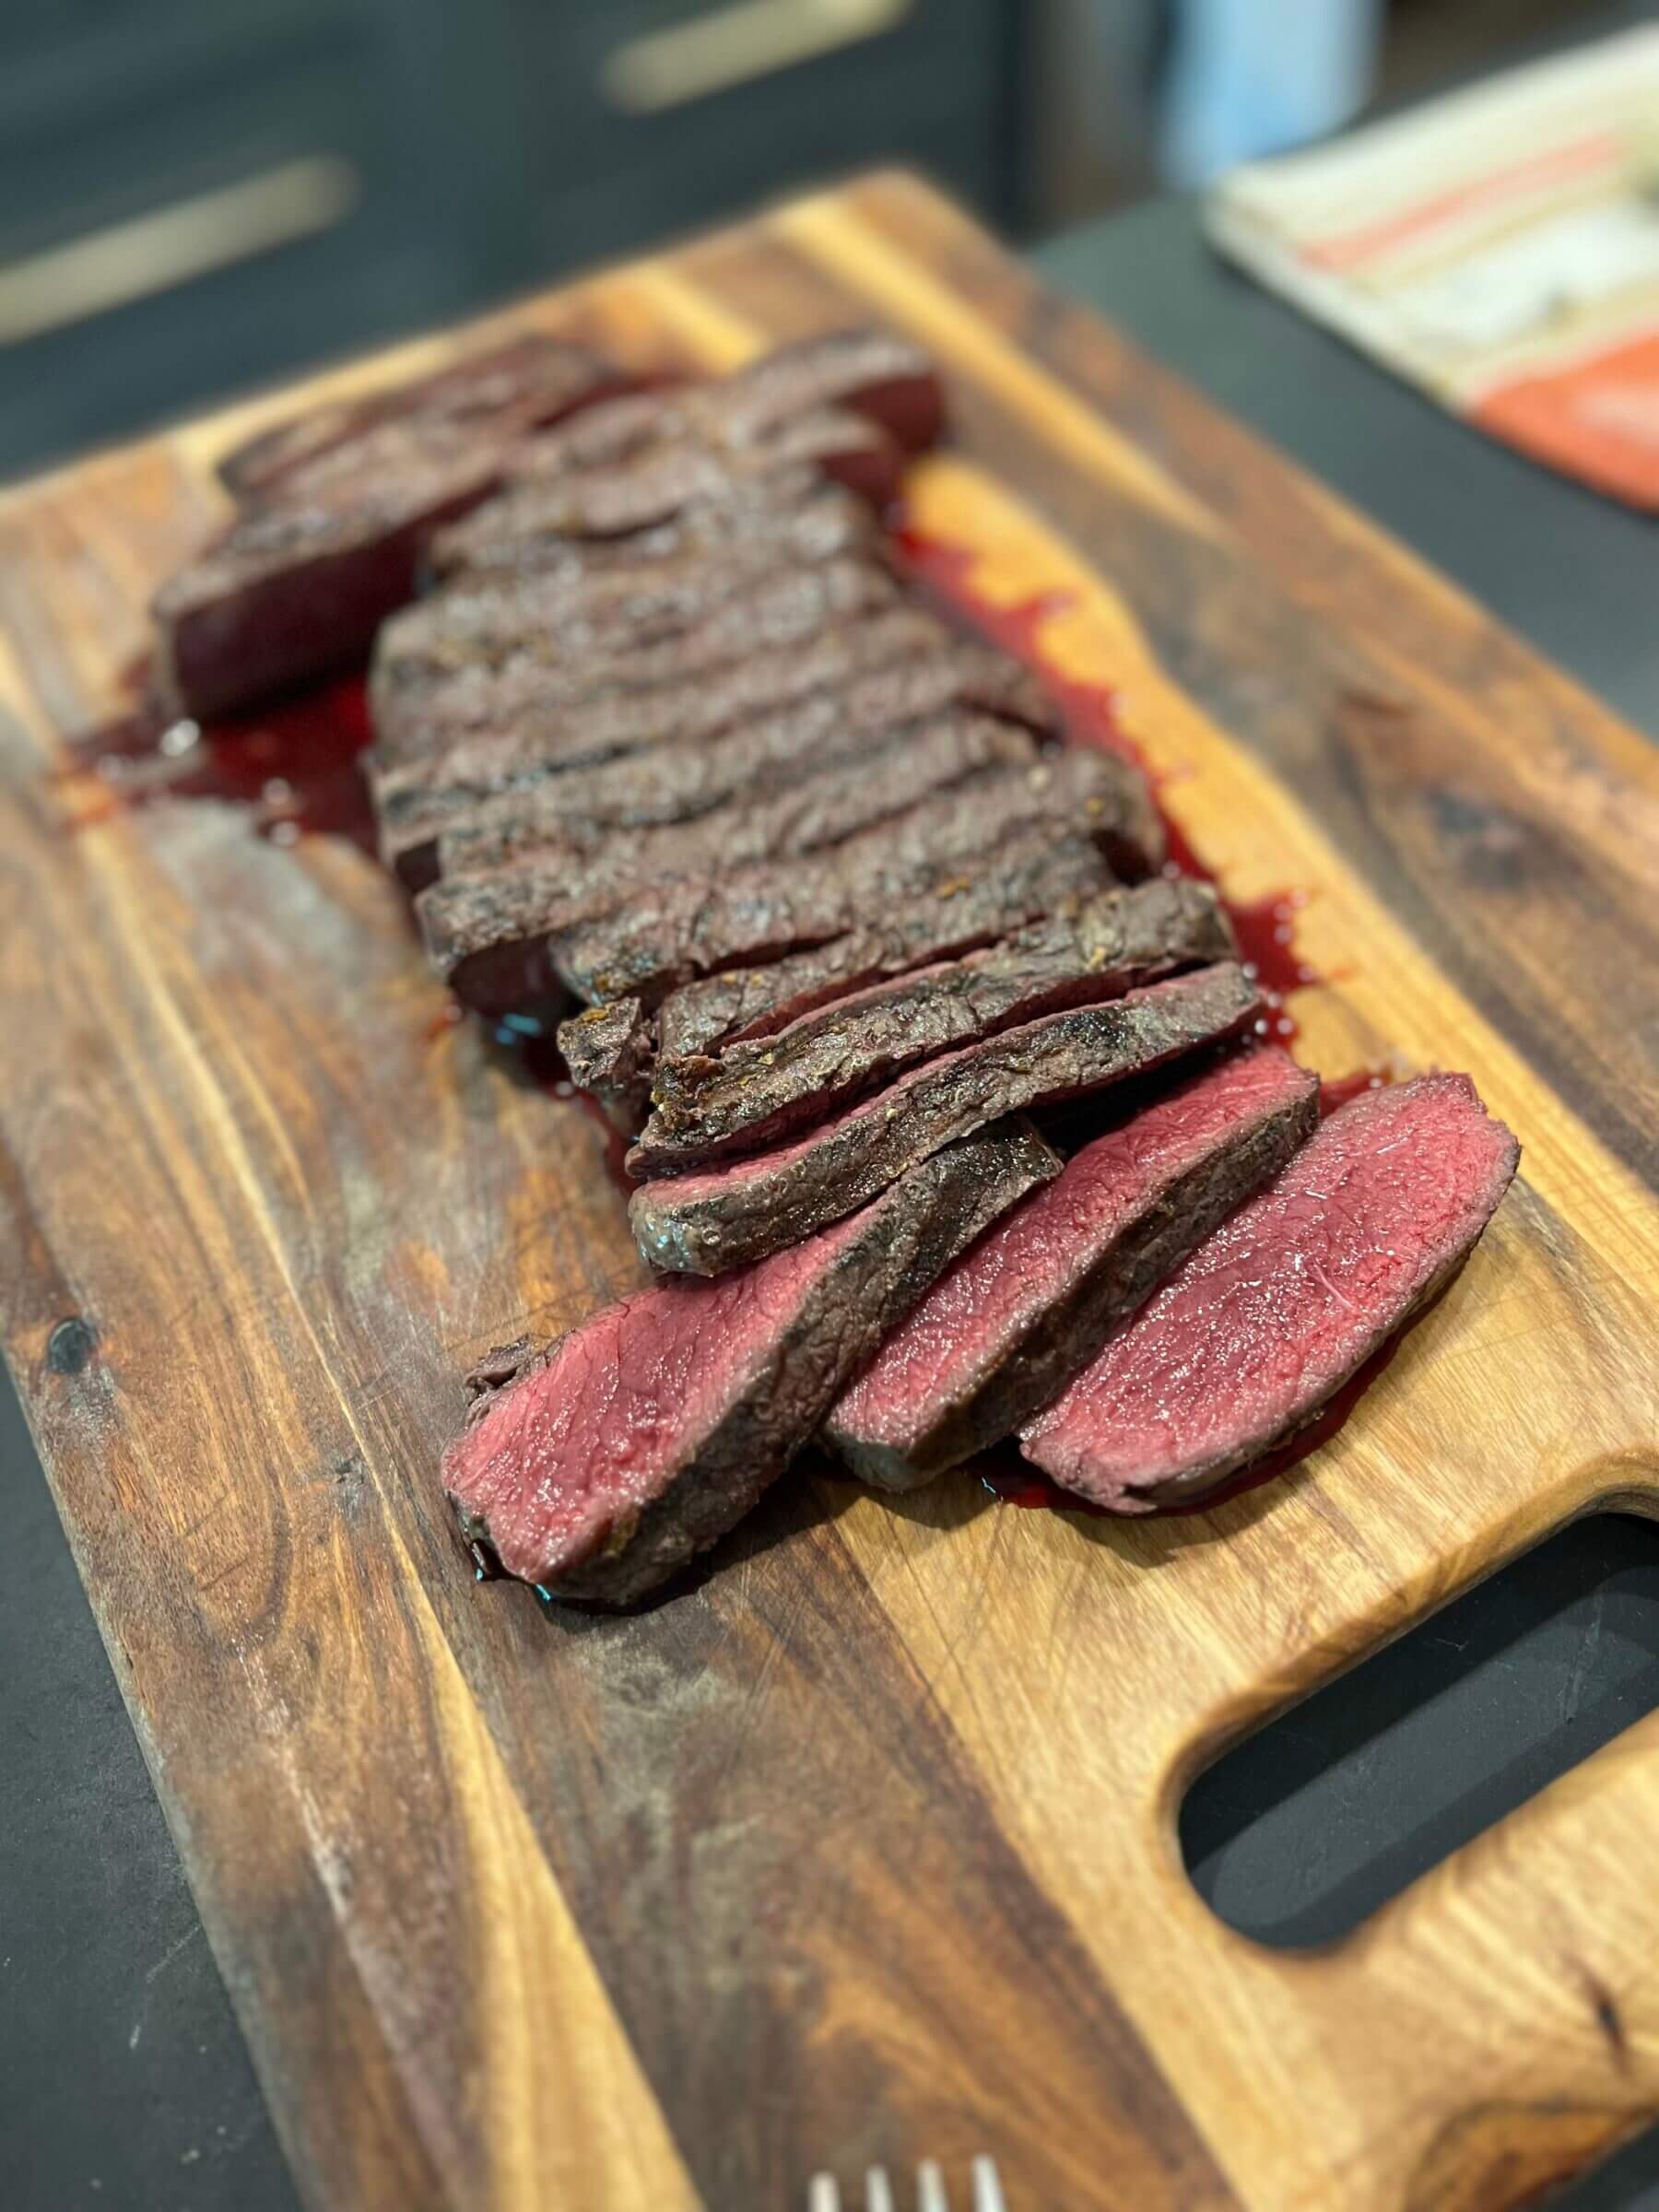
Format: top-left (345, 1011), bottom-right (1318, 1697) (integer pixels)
top-left (60, 672), bottom-right (377, 853)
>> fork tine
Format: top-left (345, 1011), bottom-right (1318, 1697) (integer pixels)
top-left (916, 2160), bottom-right (951, 2212)
top-left (971, 2156), bottom-right (1007, 2212)
top-left (865, 2168), bottom-right (897, 2212)
top-left (807, 2176), bottom-right (841, 2212)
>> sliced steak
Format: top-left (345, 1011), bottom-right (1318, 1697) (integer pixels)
top-left (441, 1119), bottom-right (1055, 1604)
top-left (368, 601), bottom-right (944, 778)
top-left (508, 326), bottom-right (941, 486)
top-left (157, 410), bottom-right (626, 722)
top-left (654, 832), bottom-right (1117, 1061)
top-left (377, 624), bottom-right (1036, 888)
top-left (629, 963), bottom-right (1260, 1274)
top-left (216, 335), bottom-right (623, 504)
top-left (416, 481), bottom-right (876, 633)
top-left (825, 1045), bottom-right (1319, 1488)
top-left (371, 553), bottom-right (897, 743)
top-left (419, 717), bottom-right (1038, 980)
top-left (429, 642), bottom-right (1056, 881)
top-left (502, 406), bottom-right (904, 537)
top-left (550, 750), bottom-right (1164, 1012)
top-left (640, 879), bottom-right (1235, 1171)
top-left (1021, 1073), bottom-right (1520, 1512)
top-left (429, 464), bottom-right (866, 583)
top-left (568, 841), bottom-right (1123, 1132)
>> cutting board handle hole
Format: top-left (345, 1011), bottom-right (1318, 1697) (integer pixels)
top-left (1180, 1511), bottom-right (1659, 1951)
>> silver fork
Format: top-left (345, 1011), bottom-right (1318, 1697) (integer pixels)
top-left (806, 2156), bottom-right (1006, 2211)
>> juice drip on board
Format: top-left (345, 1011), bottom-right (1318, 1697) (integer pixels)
top-left (60, 673), bottom-right (376, 853)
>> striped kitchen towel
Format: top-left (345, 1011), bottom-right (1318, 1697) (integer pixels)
top-left (1205, 23), bottom-right (1659, 509)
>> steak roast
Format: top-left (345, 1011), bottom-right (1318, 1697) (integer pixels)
top-left (418, 718), bottom-right (1039, 985)
top-left (158, 358), bottom-right (627, 718)
top-left (558, 832), bottom-right (1121, 1129)
top-left (370, 554), bottom-right (899, 746)
top-left (428, 460), bottom-right (867, 582)
top-left (427, 641), bottom-right (1055, 882)
top-left (505, 325), bottom-right (941, 486)
top-left (368, 603), bottom-right (946, 782)
top-left (498, 406), bottom-right (904, 537)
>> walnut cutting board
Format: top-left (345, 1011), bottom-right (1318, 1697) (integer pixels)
top-left (1, 173), bottom-right (1655, 2212)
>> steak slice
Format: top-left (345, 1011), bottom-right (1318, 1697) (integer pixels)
top-left (629, 963), bottom-right (1260, 1274)
top-left (215, 335), bottom-right (623, 503)
top-left (429, 642), bottom-right (1055, 880)
top-left (368, 602), bottom-right (944, 778)
top-left (508, 326), bottom-right (941, 485)
top-left (1021, 1073), bottom-right (1520, 1512)
top-left (441, 1119), bottom-right (1055, 1605)
top-left (654, 833), bottom-right (1117, 1060)
top-left (502, 406), bottom-right (904, 536)
top-left (558, 835), bottom-right (1119, 1131)
top-left (551, 750), bottom-right (1164, 1011)
top-left (429, 462), bottom-right (866, 582)
top-left (370, 554), bottom-right (898, 740)
top-left (825, 1045), bottom-right (1320, 1488)
top-left (640, 879), bottom-right (1235, 1171)
top-left (156, 406), bottom-right (630, 722)
top-left (416, 477), bottom-right (875, 626)
top-left (376, 626), bottom-right (1037, 888)
top-left (419, 717), bottom-right (1037, 980)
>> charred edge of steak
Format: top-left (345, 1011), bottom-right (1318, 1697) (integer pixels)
top-left (651, 835), bottom-right (1117, 1063)
top-left (826, 1055), bottom-right (1321, 1488)
top-left (637, 878), bottom-right (1237, 1171)
top-left (416, 720), bottom-right (1041, 978)
top-left (461, 1335), bottom-right (545, 1423)
top-left (629, 963), bottom-right (1262, 1276)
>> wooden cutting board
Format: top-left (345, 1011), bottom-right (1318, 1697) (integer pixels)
top-left (1, 172), bottom-right (1655, 2212)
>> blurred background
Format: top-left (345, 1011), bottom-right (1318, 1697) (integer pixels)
top-left (0, 0), bottom-right (1625, 481)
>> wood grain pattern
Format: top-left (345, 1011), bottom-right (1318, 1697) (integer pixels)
top-left (0, 173), bottom-right (1654, 2211)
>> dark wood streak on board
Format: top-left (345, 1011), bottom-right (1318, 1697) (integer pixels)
top-left (441, 1480), bottom-right (1236, 2210)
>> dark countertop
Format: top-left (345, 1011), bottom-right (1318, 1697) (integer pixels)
top-left (4, 194), bottom-right (1655, 2212)
top-left (1037, 197), bottom-right (1657, 739)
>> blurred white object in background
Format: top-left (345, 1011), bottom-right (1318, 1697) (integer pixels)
top-left (1160, 0), bottom-right (1382, 186)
